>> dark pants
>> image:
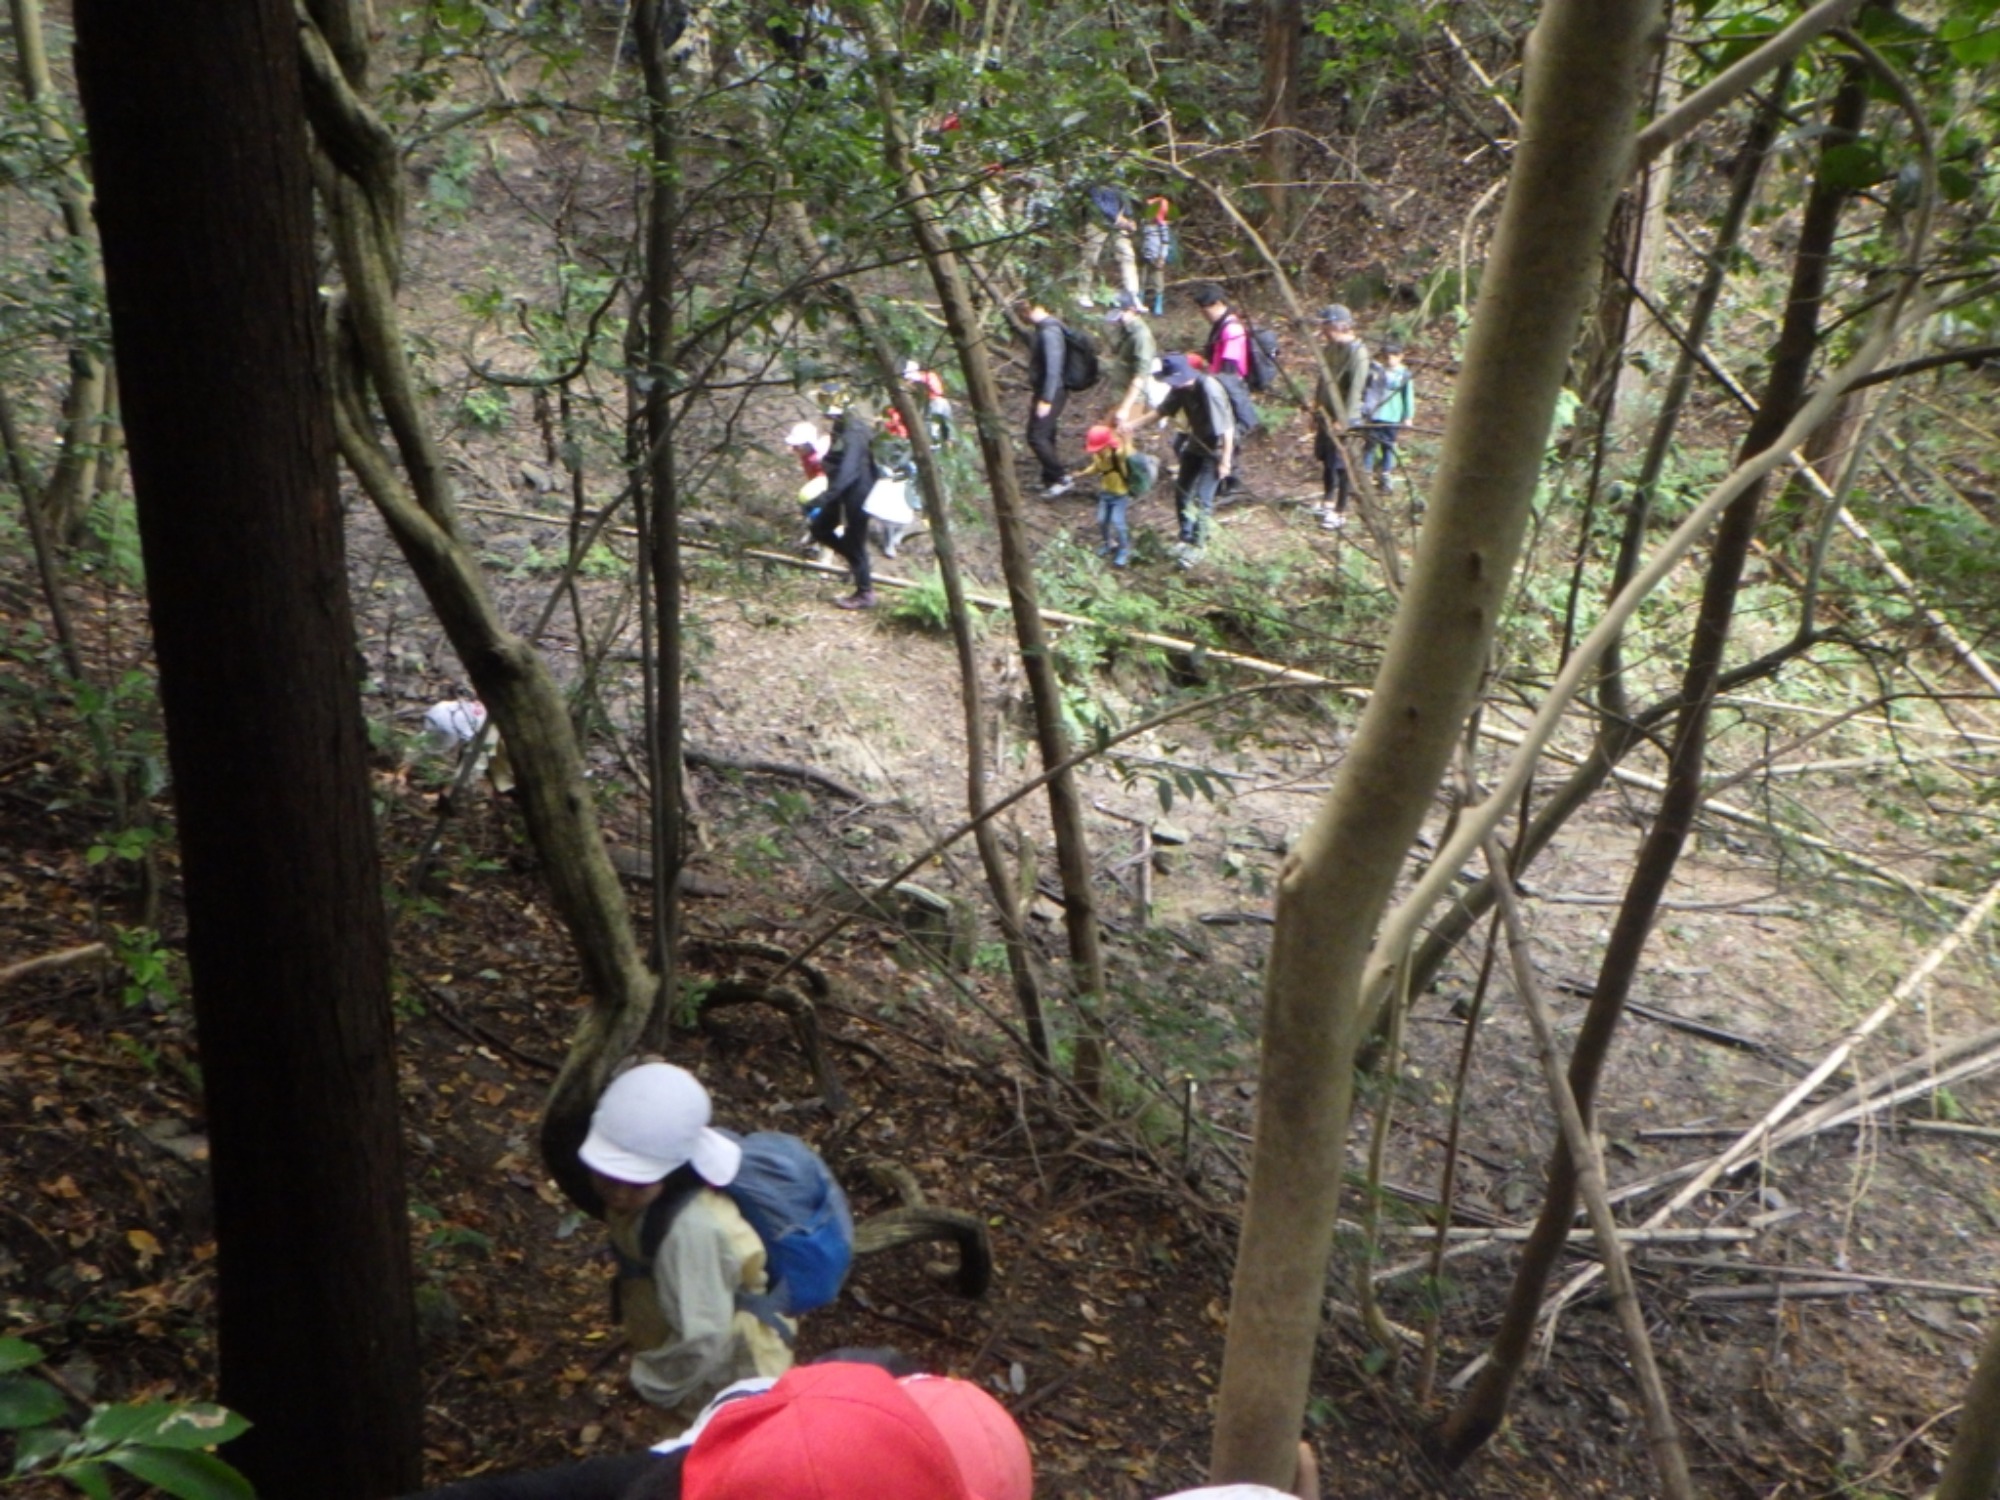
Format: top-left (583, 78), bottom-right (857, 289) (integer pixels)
top-left (401, 1451), bottom-right (669, 1500)
top-left (1025, 388), bottom-right (1068, 485)
top-left (1314, 421), bottom-right (1351, 510)
top-left (811, 496), bottom-right (873, 595)
top-left (1174, 446), bottom-right (1222, 545)
top-left (1361, 424), bottom-right (1399, 478)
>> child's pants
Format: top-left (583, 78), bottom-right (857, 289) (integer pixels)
top-left (1361, 424), bottom-right (1400, 479)
top-left (1097, 495), bottom-right (1130, 564)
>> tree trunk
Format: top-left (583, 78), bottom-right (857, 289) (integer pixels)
top-left (1207, 0), bottom-right (1662, 1484)
top-left (635, 0), bottom-right (683, 1050)
top-left (854, 6), bottom-right (1108, 1093)
top-left (296, 2), bottom-right (658, 1207)
top-left (8, 0), bottom-right (109, 546)
top-left (1435, 64), bottom-right (1869, 1468)
top-left (1258, 0), bottom-right (1302, 236)
top-left (1937, 1313), bottom-right (2000, 1500)
top-left (71, 4), bottom-right (421, 1493)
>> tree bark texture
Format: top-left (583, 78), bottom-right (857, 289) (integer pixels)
top-left (635, 1), bottom-right (684, 1049)
top-left (1937, 1313), bottom-right (2000, 1500)
top-left (71, 4), bottom-right (421, 1493)
top-left (1208, 0), bottom-right (1661, 1484)
top-left (8, 0), bottom-right (108, 545)
top-left (856, 9), bottom-right (1108, 1092)
top-left (1435, 65), bottom-right (1869, 1468)
top-left (1258, 0), bottom-right (1302, 235)
top-left (296, 2), bottom-right (658, 1208)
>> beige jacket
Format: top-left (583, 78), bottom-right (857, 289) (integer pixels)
top-left (607, 1187), bottom-right (795, 1427)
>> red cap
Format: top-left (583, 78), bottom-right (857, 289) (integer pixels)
top-left (899, 1376), bottom-right (1033, 1500)
top-left (684, 1365), bottom-right (975, 1500)
top-left (1085, 425), bottom-right (1118, 454)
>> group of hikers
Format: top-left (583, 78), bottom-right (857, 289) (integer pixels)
top-left (785, 181), bottom-right (1419, 604)
top-left (406, 1062), bottom-right (1321, 1500)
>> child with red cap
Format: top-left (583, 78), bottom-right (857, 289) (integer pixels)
top-left (1071, 424), bottom-right (1136, 568)
top-left (399, 1360), bottom-right (1032, 1500)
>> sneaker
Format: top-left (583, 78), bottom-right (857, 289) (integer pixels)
top-left (834, 591), bottom-right (878, 611)
top-left (1111, 552), bottom-right (1130, 569)
top-left (882, 544), bottom-right (898, 559)
top-left (1320, 510), bottom-right (1347, 531)
top-left (1044, 479), bottom-right (1075, 498)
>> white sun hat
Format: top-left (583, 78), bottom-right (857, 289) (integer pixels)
top-left (578, 1062), bottom-right (742, 1187)
top-left (785, 421), bottom-right (820, 448)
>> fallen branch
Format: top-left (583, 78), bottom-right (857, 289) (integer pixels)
top-left (1485, 834), bottom-right (1695, 1500)
top-left (684, 744), bottom-right (871, 804)
top-left (1686, 1280), bottom-right (1871, 1303)
top-left (1544, 870), bottom-right (2000, 1329)
top-left (697, 980), bottom-right (849, 1115)
top-left (1649, 1255), bottom-right (2000, 1300)
top-left (0, 942), bottom-right (110, 992)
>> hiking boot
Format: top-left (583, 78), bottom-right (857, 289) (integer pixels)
top-left (834, 591), bottom-right (878, 611)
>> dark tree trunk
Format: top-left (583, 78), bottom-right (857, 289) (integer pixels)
top-left (1259, 0), bottom-right (1302, 234)
top-left (1436, 65), bottom-right (1869, 1468)
top-left (636, 0), bottom-right (683, 1048)
top-left (72, 5), bottom-right (422, 1495)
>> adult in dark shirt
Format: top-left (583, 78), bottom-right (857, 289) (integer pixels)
top-left (810, 406), bottom-right (879, 608)
top-left (1016, 298), bottom-right (1073, 496)
top-left (1146, 353), bottom-right (1236, 561)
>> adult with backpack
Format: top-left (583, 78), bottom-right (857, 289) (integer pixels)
top-left (1144, 353), bottom-right (1235, 565)
top-left (1078, 183), bottom-right (1141, 307)
top-left (1017, 297), bottom-right (1092, 497)
top-left (581, 1063), bottom-right (853, 1427)
top-left (1191, 284), bottom-right (1271, 476)
top-left (811, 404), bottom-right (880, 608)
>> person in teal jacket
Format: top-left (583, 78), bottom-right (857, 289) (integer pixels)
top-left (1357, 338), bottom-right (1415, 489)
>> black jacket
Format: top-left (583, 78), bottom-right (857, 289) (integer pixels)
top-left (1027, 317), bottom-right (1068, 404)
top-left (821, 411), bottom-right (877, 516)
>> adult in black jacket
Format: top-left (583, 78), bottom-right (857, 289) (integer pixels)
top-left (1145, 353), bottom-right (1235, 560)
top-left (810, 407), bottom-right (878, 609)
top-left (1017, 298), bottom-right (1072, 495)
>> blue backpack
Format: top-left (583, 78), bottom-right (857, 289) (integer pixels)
top-left (637, 1131), bottom-right (854, 1321)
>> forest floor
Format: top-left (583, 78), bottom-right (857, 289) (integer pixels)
top-left (6, 36), bottom-right (2000, 1500)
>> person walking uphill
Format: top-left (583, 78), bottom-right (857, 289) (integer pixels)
top-left (811, 403), bottom-right (879, 608)
top-left (1018, 298), bottom-right (1073, 496)
top-left (583, 1064), bottom-right (795, 1427)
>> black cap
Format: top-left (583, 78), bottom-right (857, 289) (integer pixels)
top-left (1153, 353), bottom-right (1197, 386)
top-left (1191, 282), bottom-right (1227, 307)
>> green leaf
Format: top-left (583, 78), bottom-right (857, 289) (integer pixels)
top-left (0, 1374), bottom-right (67, 1429)
top-left (11, 1423), bottom-right (67, 1474)
top-left (1820, 141), bottom-right (1886, 189)
top-left (0, 1337), bottom-right (44, 1374)
top-left (1939, 165), bottom-right (1976, 202)
top-left (84, 1402), bottom-right (249, 1452)
top-left (1947, 24), bottom-right (2000, 64)
top-left (65, 1459), bottom-right (115, 1500)
top-left (109, 1446), bottom-right (256, 1500)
